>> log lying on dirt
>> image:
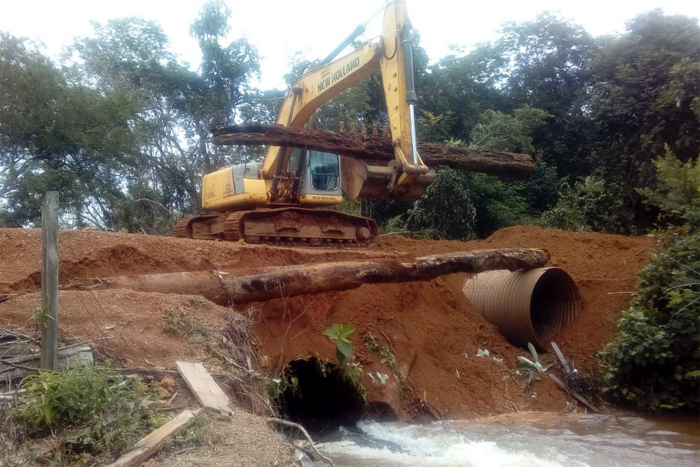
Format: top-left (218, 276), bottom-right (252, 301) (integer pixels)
top-left (0, 345), bottom-right (93, 379)
top-left (212, 124), bottom-right (534, 179)
top-left (89, 248), bottom-right (549, 306)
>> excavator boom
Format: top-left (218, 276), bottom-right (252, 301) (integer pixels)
top-left (262, 0), bottom-right (434, 203)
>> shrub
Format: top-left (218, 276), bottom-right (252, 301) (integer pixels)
top-left (323, 323), bottom-right (356, 364)
top-left (599, 232), bottom-right (699, 410)
top-left (17, 364), bottom-right (146, 432)
top-left (540, 175), bottom-right (633, 233)
top-left (599, 150), bottom-right (700, 411)
top-left (13, 363), bottom-right (157, 464)
top-left (403, 167), bottom-right (477, 240)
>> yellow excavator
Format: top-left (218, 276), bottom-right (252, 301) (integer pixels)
top-left (174, 1), bottom-right (435, 246)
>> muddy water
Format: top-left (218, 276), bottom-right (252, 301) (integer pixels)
top-left (316, 413), bottom-right (699, 466)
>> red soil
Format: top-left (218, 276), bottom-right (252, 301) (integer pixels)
top-left (0, 226), bottom-right (653, 419)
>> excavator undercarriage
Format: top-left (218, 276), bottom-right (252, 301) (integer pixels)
top-left (174, 207), bottom-right (379, 246)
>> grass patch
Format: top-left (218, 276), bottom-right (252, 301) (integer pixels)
top-left (3, 363), bottom-right (163, 466)
top-left (164, 307), bottom-right (211, 342)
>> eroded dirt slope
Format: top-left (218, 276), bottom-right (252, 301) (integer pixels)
top-left (0, 226), bottom-right (653, 418)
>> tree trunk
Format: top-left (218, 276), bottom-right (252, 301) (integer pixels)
top-left (211, 124), bottom-right (534, 179)
top-left (90, 249), bottom-right (549, 306)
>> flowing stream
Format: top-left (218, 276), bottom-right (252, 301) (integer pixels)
top-left (312, 413), bottom-right (699, 467)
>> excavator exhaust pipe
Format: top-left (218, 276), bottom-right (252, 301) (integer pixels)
top-left (341, 156), bottom-right (435, 201)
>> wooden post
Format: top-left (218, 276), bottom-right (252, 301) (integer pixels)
top-left (40, 192), bottom-right (59, 370)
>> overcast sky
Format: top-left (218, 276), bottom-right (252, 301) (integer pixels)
top-left (1, 0), bottom-right (699, 89)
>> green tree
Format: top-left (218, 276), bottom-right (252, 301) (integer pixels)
top-left (539, 175), bottom-right (633, 233)
top-left (419, 45), bottom-right (506, 143)
top-left (397, 106), bottom-right (549, 239)
top-left (599, 150), bottom-right (699, 411)
top-left (470, 105), bottom-right (551, 154)
top-left (0, 33), bottom-right (141, 227)
top-left (496, 13), bottom-right (596, 180)
top-left (590, 10), bottom-right (700, 229)
top-left (0, 33), bottom-right (63, 225)
top-left (66, 3), bottom-right (260, 231)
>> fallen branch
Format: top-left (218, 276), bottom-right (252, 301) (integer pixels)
top-left (0, 328), bottom-right (39, 342)
top-left (550, 342), bottom-right (572, 375)
top-left (0, 345), bottom-right (93, 379)
top-left (0, 359), bottom-right (40, 376)
top-left (0, 388), bottom-right (27, 402)
top-left (549, 374), bottom-right (600, 414)
top-left (267, 418), bottom-right (334, 466)
top-left (0, 294), bottom-right (14, 304)
top-left (83, 248), bottom-right (549, 306)
top-left (28, 403), bottom-right (152, 461)
top-left (212, 124), bottom-right (534, 179)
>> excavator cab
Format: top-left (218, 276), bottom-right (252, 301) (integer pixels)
top-left (290, 148), bottom-right (344, 205)
top-left (293, 149), bottom-right (433, 203)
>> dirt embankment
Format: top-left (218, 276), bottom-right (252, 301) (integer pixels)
top-left (0, 226), bottom-right (653, 418)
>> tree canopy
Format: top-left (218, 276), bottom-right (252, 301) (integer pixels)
top-left (0, 6), bottom-right (698, 238)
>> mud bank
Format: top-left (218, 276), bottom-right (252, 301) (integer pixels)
top-left (0, 226), bottom-right (653, 419)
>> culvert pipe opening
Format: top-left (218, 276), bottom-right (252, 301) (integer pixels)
top-left (462, 267), bottom-right (581, 350)
top-left (529, 268), bottom-right (580, 344)
top-left (277, 358), bottom-right (365, 433)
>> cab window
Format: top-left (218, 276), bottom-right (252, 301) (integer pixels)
top-left (309, 151), bottom-right (339, 191)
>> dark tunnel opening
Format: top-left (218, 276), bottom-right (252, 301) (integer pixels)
top-left (279, 358), bottom-right (366, 433)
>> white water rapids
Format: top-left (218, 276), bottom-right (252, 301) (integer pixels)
top-left (310, 413), bottom-right (699, 467)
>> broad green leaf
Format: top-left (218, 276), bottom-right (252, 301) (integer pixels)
top-left (337, 339), bottom-right (352, 361)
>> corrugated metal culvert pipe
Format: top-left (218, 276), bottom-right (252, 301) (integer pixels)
top-left (462, 267), bottom-right (581, 350)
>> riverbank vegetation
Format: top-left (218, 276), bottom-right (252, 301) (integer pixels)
top-left (600, 152), bottom-right (700, 412)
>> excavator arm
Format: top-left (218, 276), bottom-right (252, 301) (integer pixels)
top-left (263, 0), bottom-right (435, 202)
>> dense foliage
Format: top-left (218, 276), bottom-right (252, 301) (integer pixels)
top-left (599, 152), bottom-right (700, 411)
top-left (14, 364), bottom-right (161, 464)
top-left (1, 7), bottom-right (698, 237)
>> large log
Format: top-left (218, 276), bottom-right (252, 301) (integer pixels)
top-left (91, 249), bottom-right (549, 306)
top-left (212, 124), bottom-right (534, 179)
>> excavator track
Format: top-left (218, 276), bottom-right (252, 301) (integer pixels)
top-left (174, 208), bottom-right (379, 247)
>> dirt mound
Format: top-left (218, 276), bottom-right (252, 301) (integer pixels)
top-left (0, 226), bottom-right (653, 418)
top-left (0, 228), bottom-right (402, 294)
top-left (0, 289), bottom-right (231, 367)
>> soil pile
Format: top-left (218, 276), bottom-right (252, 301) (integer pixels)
top-left (0, 226), bottom-right (653, 418)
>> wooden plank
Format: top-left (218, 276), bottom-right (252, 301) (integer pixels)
top-left (41, 191), bottom-right (59, 370)
top-left (176, 361), bottom-right (233, 414)
top-left (107, 408), bottom-right (200, 467)
top-left (551, 342), bottom-right (572, 375)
